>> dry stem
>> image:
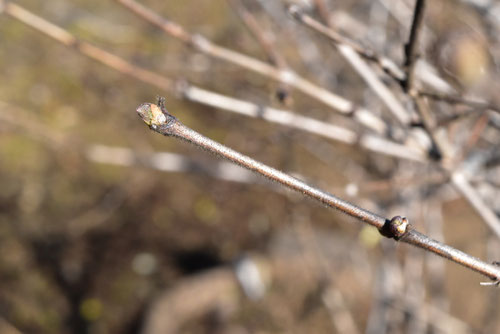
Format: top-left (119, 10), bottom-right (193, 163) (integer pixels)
top-left (136, 98), bottom-right (500, 282)
top-left (289, 5), bottom-right (411, 125)
top-left (115, 0), bottom-right (388, 134)
top-left (3, 3), bottom-right (422, 162)
top-left (403, 0), bottom-right (426, 93)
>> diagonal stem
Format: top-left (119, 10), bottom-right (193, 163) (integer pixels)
top-left (403, 0), bottom-right (426, 93)
top-left (137, 101), bottom-right (387, 230)
top-left (136, 99), bottom-right (500, 282)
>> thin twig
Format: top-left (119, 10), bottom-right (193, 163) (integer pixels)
top-left (289, 5), bottom-right (411, 126)
top-left (138, 99), bottom-right (388, 230)
top-left (289, 5), bottom-right (442, 158)
top-left (413, 96), bottom-right (445, 160)
top-left (254, 0), bottom-right (334, 86)
top-left (114, 0), bottom-right (388, 134)
top-left (227, 0), bottom-right (291, 103)
top-left (3, 3), bottom-right (173, 90)
top-left (400, 0), bottom-right (500, 238)
top-left (181, 84), bottom-right (426, 162)
top-left (3, 3), bottom-right (423, 162)
top-left (289, 4), bottom-right (405, 82)
top-left (403, 197), bottom-right (426, 334)
top-left (435, 107), bottom-right (481, 127)
top-left (10, 2), bottom-right (499, 247)
top-left (136, 98), bottom-right (500, 282)
top-left (319, 6), bottom-right (455, 96)
top-left (423, 200), bottom-right (449, 307)
top-left (399, 0), bottom-right (445, 159)
top-left (451, 172), bottom-right (500, 239)
top-left (312, 0), bottom-right (330, 26)
top-left (228, 0), bottom-right (287, 70)
top-left (291, 3), bottom-right (474, 162)
top-left (420, 91), bottom-right (500, 114)
top-left (387, 1), bottom-right (499, 234)
top-left (403, 0), bottom-right (426, 93)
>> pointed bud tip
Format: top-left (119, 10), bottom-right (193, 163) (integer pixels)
top-left (136, 103), bottom-right (167, 127)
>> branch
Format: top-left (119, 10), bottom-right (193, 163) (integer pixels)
top-left (289, 4), bottom-right (405, 82)
top-left (289, 5), bottom-right (411, 126)
top-left (136, 98), bottom-right (500, 282)
top-left (398, 0), bottom-right (446, 159)
top-left (403, 0), bottom-right (426, 93)
top-left (181, 84), bottom-right (426, 162)
top-left (419, 91), bottom-right (500, 114)
top-left (451, 172), bottom-right (500, 239)
top-left (316, 5), bottom-right (456, 96)
top-left (3, 3), bottom-right (173, 90)
top-left (138, 98), bottom-right (390, 229)
top-left (227, 0), bottom-right (291, 103)
top-left (114, 0), bottom-right (388, 134)
top-left (10, 2), bottom-right (498, 244)
top-left (227, 0), bottom-right (287, 70)
top-left (2, 4), bottom-right (422, 162)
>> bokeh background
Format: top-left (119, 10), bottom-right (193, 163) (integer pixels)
top-left (1, 0), bottom-right (500, 333)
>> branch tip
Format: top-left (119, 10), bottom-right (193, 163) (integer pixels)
top-left (480, 262), bottom-right (500, 286)
top-left (136, 98), bottom-right (175, 130)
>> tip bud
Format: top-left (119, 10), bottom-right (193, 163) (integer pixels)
top-left (137, 102), bottom-right (168, 127)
